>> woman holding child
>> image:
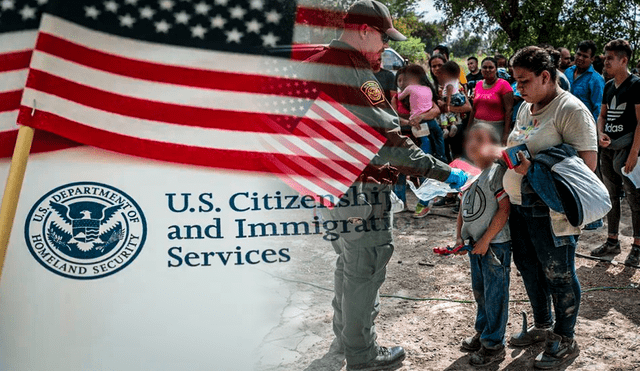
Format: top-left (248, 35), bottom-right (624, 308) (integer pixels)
top-left (454, 46), bottom-right (598, 369)
top-left (429, 54), bottom-right (473, 161)
top-left (504, 46), bottom-right (597, 368)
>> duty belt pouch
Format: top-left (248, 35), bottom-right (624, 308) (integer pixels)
top-left (330, 182), bottom-right (374, 242)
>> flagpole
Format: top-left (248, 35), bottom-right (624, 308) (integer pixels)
top-left (0, 125), bottom-right (35, 282)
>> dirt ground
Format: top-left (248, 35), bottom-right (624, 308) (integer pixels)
top-left (282, 192), bottom-right (640, 371)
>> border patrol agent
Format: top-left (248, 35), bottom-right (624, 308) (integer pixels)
top-left (302, 1), bottom-right (468, 370)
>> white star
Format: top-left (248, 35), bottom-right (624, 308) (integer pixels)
top-left (246, 19), bottom-right (262, 33)
top-left (265, 10), bottom-right (281, 24)
top-left (211, 14), bottom-right (226, 28)
top-left (194, 1), bottom-right (210, 15)
top-left (84, 5), bottom-right (100, 18)
top-left (124, 0), bottom-right (138, 4)
top-left (104, 0), bottom-right (118, 13)
top-left (155, 19), bottom-right (171, 33)
top-left (249, 0), bottom-right (263, 10)
top-left (36, 0), bottom-right (47, 4)
top-left (139, 6), bottom-right (155, 19)
top-left (159, 0), bottom-right (174, 10)
top-left (191, 24), bottom-right (207, 38)
top-left (261, 32), bottom-right (280, 47)
top-left (19, 5), bottom-right (36, 19)
top-left (174, 10), bottom-right (190, 24)
top-left (214, 0), bottom-right (228, 5)
top-left (229, 5), bottom-right (246, 19)
top-left (225, 28), bottom-right (243, 43)
top-left (119, 13), bottom-right (136, 27)
top-left (0, 0), bottom-right (14, 10)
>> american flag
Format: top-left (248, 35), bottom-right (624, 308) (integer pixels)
top-left (0, 0), bottom-right (77, 158)
top-left (17, 0), bottom-right (385, 202)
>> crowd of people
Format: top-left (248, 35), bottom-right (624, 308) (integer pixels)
top-left (372, 38), bottom-right (640, 368)
top-left (303, 1), bottom-right (639, 370)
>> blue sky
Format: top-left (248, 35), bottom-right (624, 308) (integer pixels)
top-left (417, 0), bottom-right (444, 21)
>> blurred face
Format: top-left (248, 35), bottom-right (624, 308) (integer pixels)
top-left (396, 73), bottom-right (406, 90)
top-left (603, 51), bottom-right (627, 77)
top-left (467, 59), bottom-right (478, 73)
top-left (514, 67), bottom-right (552, 104)
top-left (574, 47), bottom-right (594, 70)
top-left (465, 129), bottom-right (494, 167)
top-left (481, 60), bottom-right (497, 81)
top-left (430, 58), bottom-right (444, 79)
top-left (559, 48), bottom-right (572, 69)
top-left (496, 58), bottom-right (507, 68)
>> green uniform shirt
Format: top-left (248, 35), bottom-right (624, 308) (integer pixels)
top-left (302, 40), bottom-right (452, 182)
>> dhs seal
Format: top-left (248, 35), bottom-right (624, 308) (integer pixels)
top-left (25, 182), bottom-right (146, 280)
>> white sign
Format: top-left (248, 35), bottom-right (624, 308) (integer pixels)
top-left (0, 147), bottom-right (329, 370)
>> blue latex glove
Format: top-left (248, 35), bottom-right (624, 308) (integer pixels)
top-left (445, 169), bottom-right (468, 190)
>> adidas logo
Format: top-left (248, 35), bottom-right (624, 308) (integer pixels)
top-left (607, 96), bottom-right (627, 122)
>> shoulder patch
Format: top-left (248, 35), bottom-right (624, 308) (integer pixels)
top-left (361, 80), bottom-right (385, 105)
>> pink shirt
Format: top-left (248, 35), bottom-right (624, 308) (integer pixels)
top-left (397, 84), bottom-right (433, 119)
top-left (473, 79), bottom-right (513, 122)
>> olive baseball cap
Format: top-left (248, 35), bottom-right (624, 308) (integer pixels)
top-left (343, 0), bottom-right (407, 41)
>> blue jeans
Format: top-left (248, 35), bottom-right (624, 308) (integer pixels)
top-left (470, 241), bottom-right (511, 349)
top-left (422, 119), bottom-right (446, 163)
top-left (509, 205), bottom-right (581, 338)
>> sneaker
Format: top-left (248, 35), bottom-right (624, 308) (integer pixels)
top-left (534, 332), bottom-right (579, 369)
top-left (433, 196), bottom-right (456, 208)
top-left (590, 240), bottom-right (621, 257)
top-left (448, 124), bottom-right (458, 137)
top-left (347, 346), bottom-right (405, 371)
top-left (469, 345), bottom-right (506, 367)
top-left (509, 326), bottom-right (550, 347)
top-left (413, 201), bottom-right (433, 219)
top-left (625, 245), bottom-right (640, 266)
top-left (460, 333), bottom-right (481, 352)
top-left (583, 219), bottom-right (603, 230)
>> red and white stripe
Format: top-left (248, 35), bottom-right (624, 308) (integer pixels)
top-left (19, 14), bottom-right (385, 201)
top-left (0, 30), bottom-right (35, 157)
top-left (261, 93), bottom-right (385, 204)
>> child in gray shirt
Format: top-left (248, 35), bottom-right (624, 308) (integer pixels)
top-left (454, 123), bottom-right (511, 367)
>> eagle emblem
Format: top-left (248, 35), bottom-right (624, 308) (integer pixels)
top-left (48, 200), bottom-right (125, 257)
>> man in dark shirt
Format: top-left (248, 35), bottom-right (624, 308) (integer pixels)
top-left (466, 56), bottom-right (482, 97)
top-left (372, 55), bottom-right (397, 102)
top-left (591, 39), bottom-right (640, 267)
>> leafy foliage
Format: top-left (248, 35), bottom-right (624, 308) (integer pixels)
top-left (433, 0), bottom-right (640, 60)
top-left (448, 30), bottom-right (483, 58)
top-left (389, 36), bottom-right (427, 62)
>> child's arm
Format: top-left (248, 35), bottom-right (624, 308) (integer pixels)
top-left (455, 204), bottom-right (463, 247)
top-left (471, 196), bottom-right (510, 255)
top-left (391, 94), bottom-right (398, 110)
top-left (397, 86), bottom-right (410, 100)
top-left (446, 84), bottom-right (455, 111)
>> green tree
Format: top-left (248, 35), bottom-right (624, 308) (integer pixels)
top-left (433, 0), bottom-right (565, 52)
top-left (390, 36), bottom-right (427, 62)
top-left (560, 0), bottom-right (640, 61)
top-left (448, 30), bottom-right (483, 57)
top-left (393, 14), bottom-right (447, 53)
top-left (434, 0), bottom-right (640, 58)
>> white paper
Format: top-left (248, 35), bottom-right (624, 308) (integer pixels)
top-left (622, 159), bottom-right (640, 189)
